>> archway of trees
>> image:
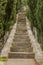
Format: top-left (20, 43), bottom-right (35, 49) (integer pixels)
top-left (0, 0), bottom-right (43, 52)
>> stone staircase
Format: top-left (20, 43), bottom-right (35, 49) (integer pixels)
top-left (8, 12), bottom-right (35, 58)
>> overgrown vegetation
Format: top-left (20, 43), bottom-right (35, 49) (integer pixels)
top-left (0, 0), bottom-right (7, 52)
top-left (0, 0), bottom-right (43, 51)
top-left (27, 0), bottom-right (43, 50)
top-left (16, 0), bottom-right (22, 13)
top-left (0, 0), bottom-right (22, 52)
top-left (0, 0), bottom-right (17, 52)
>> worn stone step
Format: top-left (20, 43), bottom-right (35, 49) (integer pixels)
top-left (17, 22), bottom-right (26, 24)
top-left (11, 42), bottom-right (32, 46)
top-left (18, 16), bottom-right (26, 19)
top-left (18, 16), bottom-right (25, 19)
top-left (14, 38), bottom-right (29, 41)
top-left (14, 34), bottom-right (28, 36)
top-left (18, 19), bottom-right (26, 22)
top-left (15, 32), bottom-right (27, 35)
top-left (13, 39), bottom-right (30, 44)
top-left (18, 13), bottom-right (25, 15)
top-left (18, 15), bottom-right (25, 18)
top-left (16, 28), bottom-right (27, 30)
top-left (13, 38), bottom-right (30, 42)
top-left (8, 12), bottom-right (34, 59)
top-left (14, 35), bottom-right (29, 39)
top-left (17, 23), bottom-right (26, 25)
top-left (17, 25), bottom-right (26, 27)
top-left (8, 52), bottom-right (35, 58)
top-left (12, 43), bottom-right (31, 47)
top-left (10, 46), bottom-right (33, 52)
top-left (17, 26), bottom-right (27, 31)
top-left (12, 40), bottom-right (31, 45)
top-left (12, 41), bottom-right (31, 44)
top-left (16, 30), bottom-right (27, 32)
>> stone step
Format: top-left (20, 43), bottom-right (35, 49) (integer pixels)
top-left (18, 13), bottom-right (25, 15)
top-left (17, 26), bottom-right (26, 29)
top-left (8, 52), bottom-right (35, 58)
top-left (15, 32), bottom-right (27, 35)
top-left (17, 24), bottom-right (26, 26)
top-left (12, 41), bottom-right (31, 44)
top-left (16, 28), bottom-right (27, 31)
top-left (18, 16), bottom-right (26, 19)
top-left (17, 20), bottom-right (26, 23)
top-left (18, 15), bottom-right (25, 18)
top-left (18, 17), bottom-right (25, 19)
top-left (8, 12), bottom-right (34, 59)
top-left (12, 43), bottom-right (31, 48)
top-left (18, 20), bottom-right (26, 22)
top-left (13, 38), bottom-right (30, 42)
top-left (10, 46), bottom-right (33, 52)
top-left (13, 38), bottom-right (31, 43)
top-left (15, 34), bottom-right (27, 36)
top-left (17, 25), bottom-right (26, 28)
top-left (17, 23), bottom-right (26, 25)
top-left (16, 26), bottom-right (27, 29)
top-left (18, 19), bottom-right (26, 22)
top-left (17, 22), bottom-right (26, 24)
top-left (16, 29), bottom-right (27, 32)
top-left (14, 37), bottom-right (29, 40)
top-left (14, 35), bottom-right (29, 38)
top-left (13, 40), bottom-right (31, 44)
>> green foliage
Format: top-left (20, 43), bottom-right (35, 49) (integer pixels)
top-left (22, 0), bottom-right (28, 5)
top-left (0, 0), bottom-right (17, 51)
top-left (4, 0), bottom-right (16, 31)
top-left (27, 0), bottom-right (37, 29)
top-left (36, 0), bottom-right (43, 49)
top-left (0, 0), bottom-right (7, 44)
top-left (27, 0), bottom-right (43, 50)
top-left (16, 0), bottom-right (22, 13)
top-left (0, 57), bottom-right (8, 62)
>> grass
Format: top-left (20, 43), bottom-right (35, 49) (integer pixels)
top-left (0, 57), bottom-right (8, 62)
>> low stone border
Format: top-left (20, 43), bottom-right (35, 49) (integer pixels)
top-left (0, 14), bottom-right (18, 57)
top-left (26, 17), bottom-right (43, 63)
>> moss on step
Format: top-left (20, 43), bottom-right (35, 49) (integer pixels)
top-left (0, 57), bottom-right (8, 62)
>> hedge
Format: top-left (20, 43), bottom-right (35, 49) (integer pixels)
top-left (27, 0), bottom-right (43, 50)
top-left (0, 0), bottom-right (17, 52)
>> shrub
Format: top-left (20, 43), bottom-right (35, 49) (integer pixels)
top-left (27, 0), bottom-right (43, 50)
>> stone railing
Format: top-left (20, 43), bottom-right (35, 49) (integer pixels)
top-left (0, 14), bottom-right (18, 57)
top-left (26, 17), bottom-right (43, 64)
